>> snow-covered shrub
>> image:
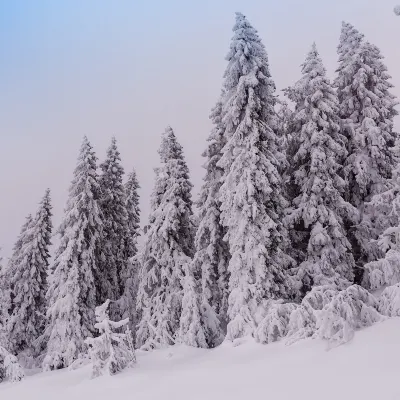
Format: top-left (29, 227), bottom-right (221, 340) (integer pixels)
top-left (254, 300), bottom-right (298, 344)
top-left (315, 285), bottom-right (383, 346)
top-left (0, 346), bottom-right (24, 383)
top-left (286, 286), bottom-right (338, 344)
top-left (378, 283), bottom-right (400, 317)
top-left (85, 300), bottom-right (136, 378)
top-left (286, 285), bottom-right (383, 347)
top-left (364, 250), bottom-right (400, 290)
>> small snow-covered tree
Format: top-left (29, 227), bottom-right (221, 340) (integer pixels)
top-left (97, 138), bottom-right (130, 303)
top-left (315, 285), bottom-right (382, 346)
top-left (363, 162), bottom-right (400, 289)
top-left (85, 300), bottom-right (135, 378)
top-left (43, 137), bottom-right (102, 370)
top-left (7, 189), bottom-right (52, 356)
top-left (378, 283), bottom-right (400, 316)
top-left (286, 285), bottom-right (339, 344)
top-left (192, 95), bottom-right (229, 346)
top-left (254, 300), bottom-right (297, 344)
top-left (378, 283), bottom-right (400, 317)
top-left (218, 12), bottom-right (293, 341)
top-left (0, 346), bottom-right (24, 383)
top-left (285, 44), bottom-right (357, 297)
top-left (286, 285), bottom-right (382, 347)
top-left (136, 127), bottom-right (194, 349)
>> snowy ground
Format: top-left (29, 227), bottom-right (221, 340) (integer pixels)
top-left (2, 318), bottom-right (400, 400)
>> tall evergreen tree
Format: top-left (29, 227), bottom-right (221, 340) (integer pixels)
top-left (7, 189), bottom-right (52, 356)
top-left (98, 137), bottom-right (130, 303)
top-left (285, 44), bottom-right (357, 297)
top-left (116, 168), bottom-right (141, 334)
top-left (43, 137), bottom-right (102, 370)
top-left (1, 215), bottom-right (33, 324)
top-left (136, 127), bottom-right (194, 349)
top-left (192, 95), bottom-right (230, 346)
top-left (334, 22), bottom-right (399, 278)
top-left (217, 13), bottom-right (293, 341)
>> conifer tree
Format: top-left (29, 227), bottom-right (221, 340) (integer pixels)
top-left (116, 168), bottom-right (141, 334)
top-left (136, 127), bottom-right (194, 349)
top-left (98, 137), bottom-right (130, 303)
top-left (285, 44), bottom-right (357, 297)
top-left (3, 215), bottom-right (33, 321)
top-left (363, 160), bottom-right (400, 290)
top-left (334, 22), bottom-right (399, 277)
top-left (0, 248), bottom-right (6, 335)
top-left (43, 137), bottom-right (102, 370)
top-left (178, 263), bottom-right (208, 348)
top-left (85, 300), bottom-right (136, 378)
top-left (217, 13), bottom-right (293, 341)
top-left (7, 189), bottom-right (52, 356)
top-left (192, 95), bottom-right (229, 345)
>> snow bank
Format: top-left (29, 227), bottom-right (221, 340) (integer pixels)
top-left (1, 318), bottom-right (400, 400)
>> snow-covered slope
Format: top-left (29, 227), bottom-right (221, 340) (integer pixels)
top-left (2, 318), bottom-right (400, 400)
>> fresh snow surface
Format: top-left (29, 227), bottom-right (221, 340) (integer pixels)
top-left (2, 318), bottom-right (400, 400)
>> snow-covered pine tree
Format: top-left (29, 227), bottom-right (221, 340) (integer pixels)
top-left (285, 44), bottom-right (357, 297)
top-left (276, 99), bottom-right (294, 157)
top-left (0, 346), bottom-right (24, 383)
top-left (191, 95), bottom-right (230, 346)
top-left (43, 137), bottom-right (102, 370)
top-left (136, 126), bottom-right (194, 349)
top-left (5, 214), bottom-right (34, 315)
top-left (124, 168), bottom-right (141, 261)
top-left (97, 137), bottom-right (130, 304)
top-left (0, 249), bottom-right (6, 339)
top-left (7, 189), bottom-right (52, 356)
top-left (85, 300), bottom-right (135, 378)
top-left (363, 160), bottom-right (400, 290)
top-left (217, 13), bottom-right (293, 341)
top-left (178, 262), bottom-right (208, 348)
top-left (115, 168), bottom-right (141, 335)
top-left (334, 22), bottom-right (399, 279)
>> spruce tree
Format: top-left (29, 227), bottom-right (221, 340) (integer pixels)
top-left (116, 168), bottom-right (141, 334)
top-left (178, 262), bottom-right (208, 348)
top-left (334, 22), bottom-right (399, 278)
top-left (43, 137), bottom-right (102, 370)
top-left (285, 44), bottom-right (357, 296)
top-left (192, 95), bottom-right (230, 345)
top-left (363, 159), bottom-right (400, 289)
top-left (136, 126), bottom-right (194, 349)
top-left (217, 13), bottom-right (293, 341)
top-left (98, 137), bottom-right (130, 303)
top-left (7, 189), bottom-right (52, 356)
top-left (85, 300), bottom-right (136, 378)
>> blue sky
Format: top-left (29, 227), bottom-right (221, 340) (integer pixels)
top-left (0, 0), bottom-right (399, 258)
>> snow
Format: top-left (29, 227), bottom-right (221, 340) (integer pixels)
top-left (2, 318), bottom-right (400, 399)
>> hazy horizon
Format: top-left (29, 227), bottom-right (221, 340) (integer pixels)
top-left (1, 0), bottom-right (399, 260)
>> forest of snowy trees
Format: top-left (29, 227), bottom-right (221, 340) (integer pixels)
top-left (1, 12), bottom-right (400, 382)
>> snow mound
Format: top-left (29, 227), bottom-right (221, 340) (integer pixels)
top-left (2, 319), bottom-right (400, 400)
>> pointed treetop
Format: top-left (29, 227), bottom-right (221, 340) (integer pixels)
top-left (159, 126), bottom-right (184, 163)
top-left (337, 21), bottom-right (364, 58)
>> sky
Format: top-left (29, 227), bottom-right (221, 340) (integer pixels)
top-left (0, 0), bottom-right (399, 260)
